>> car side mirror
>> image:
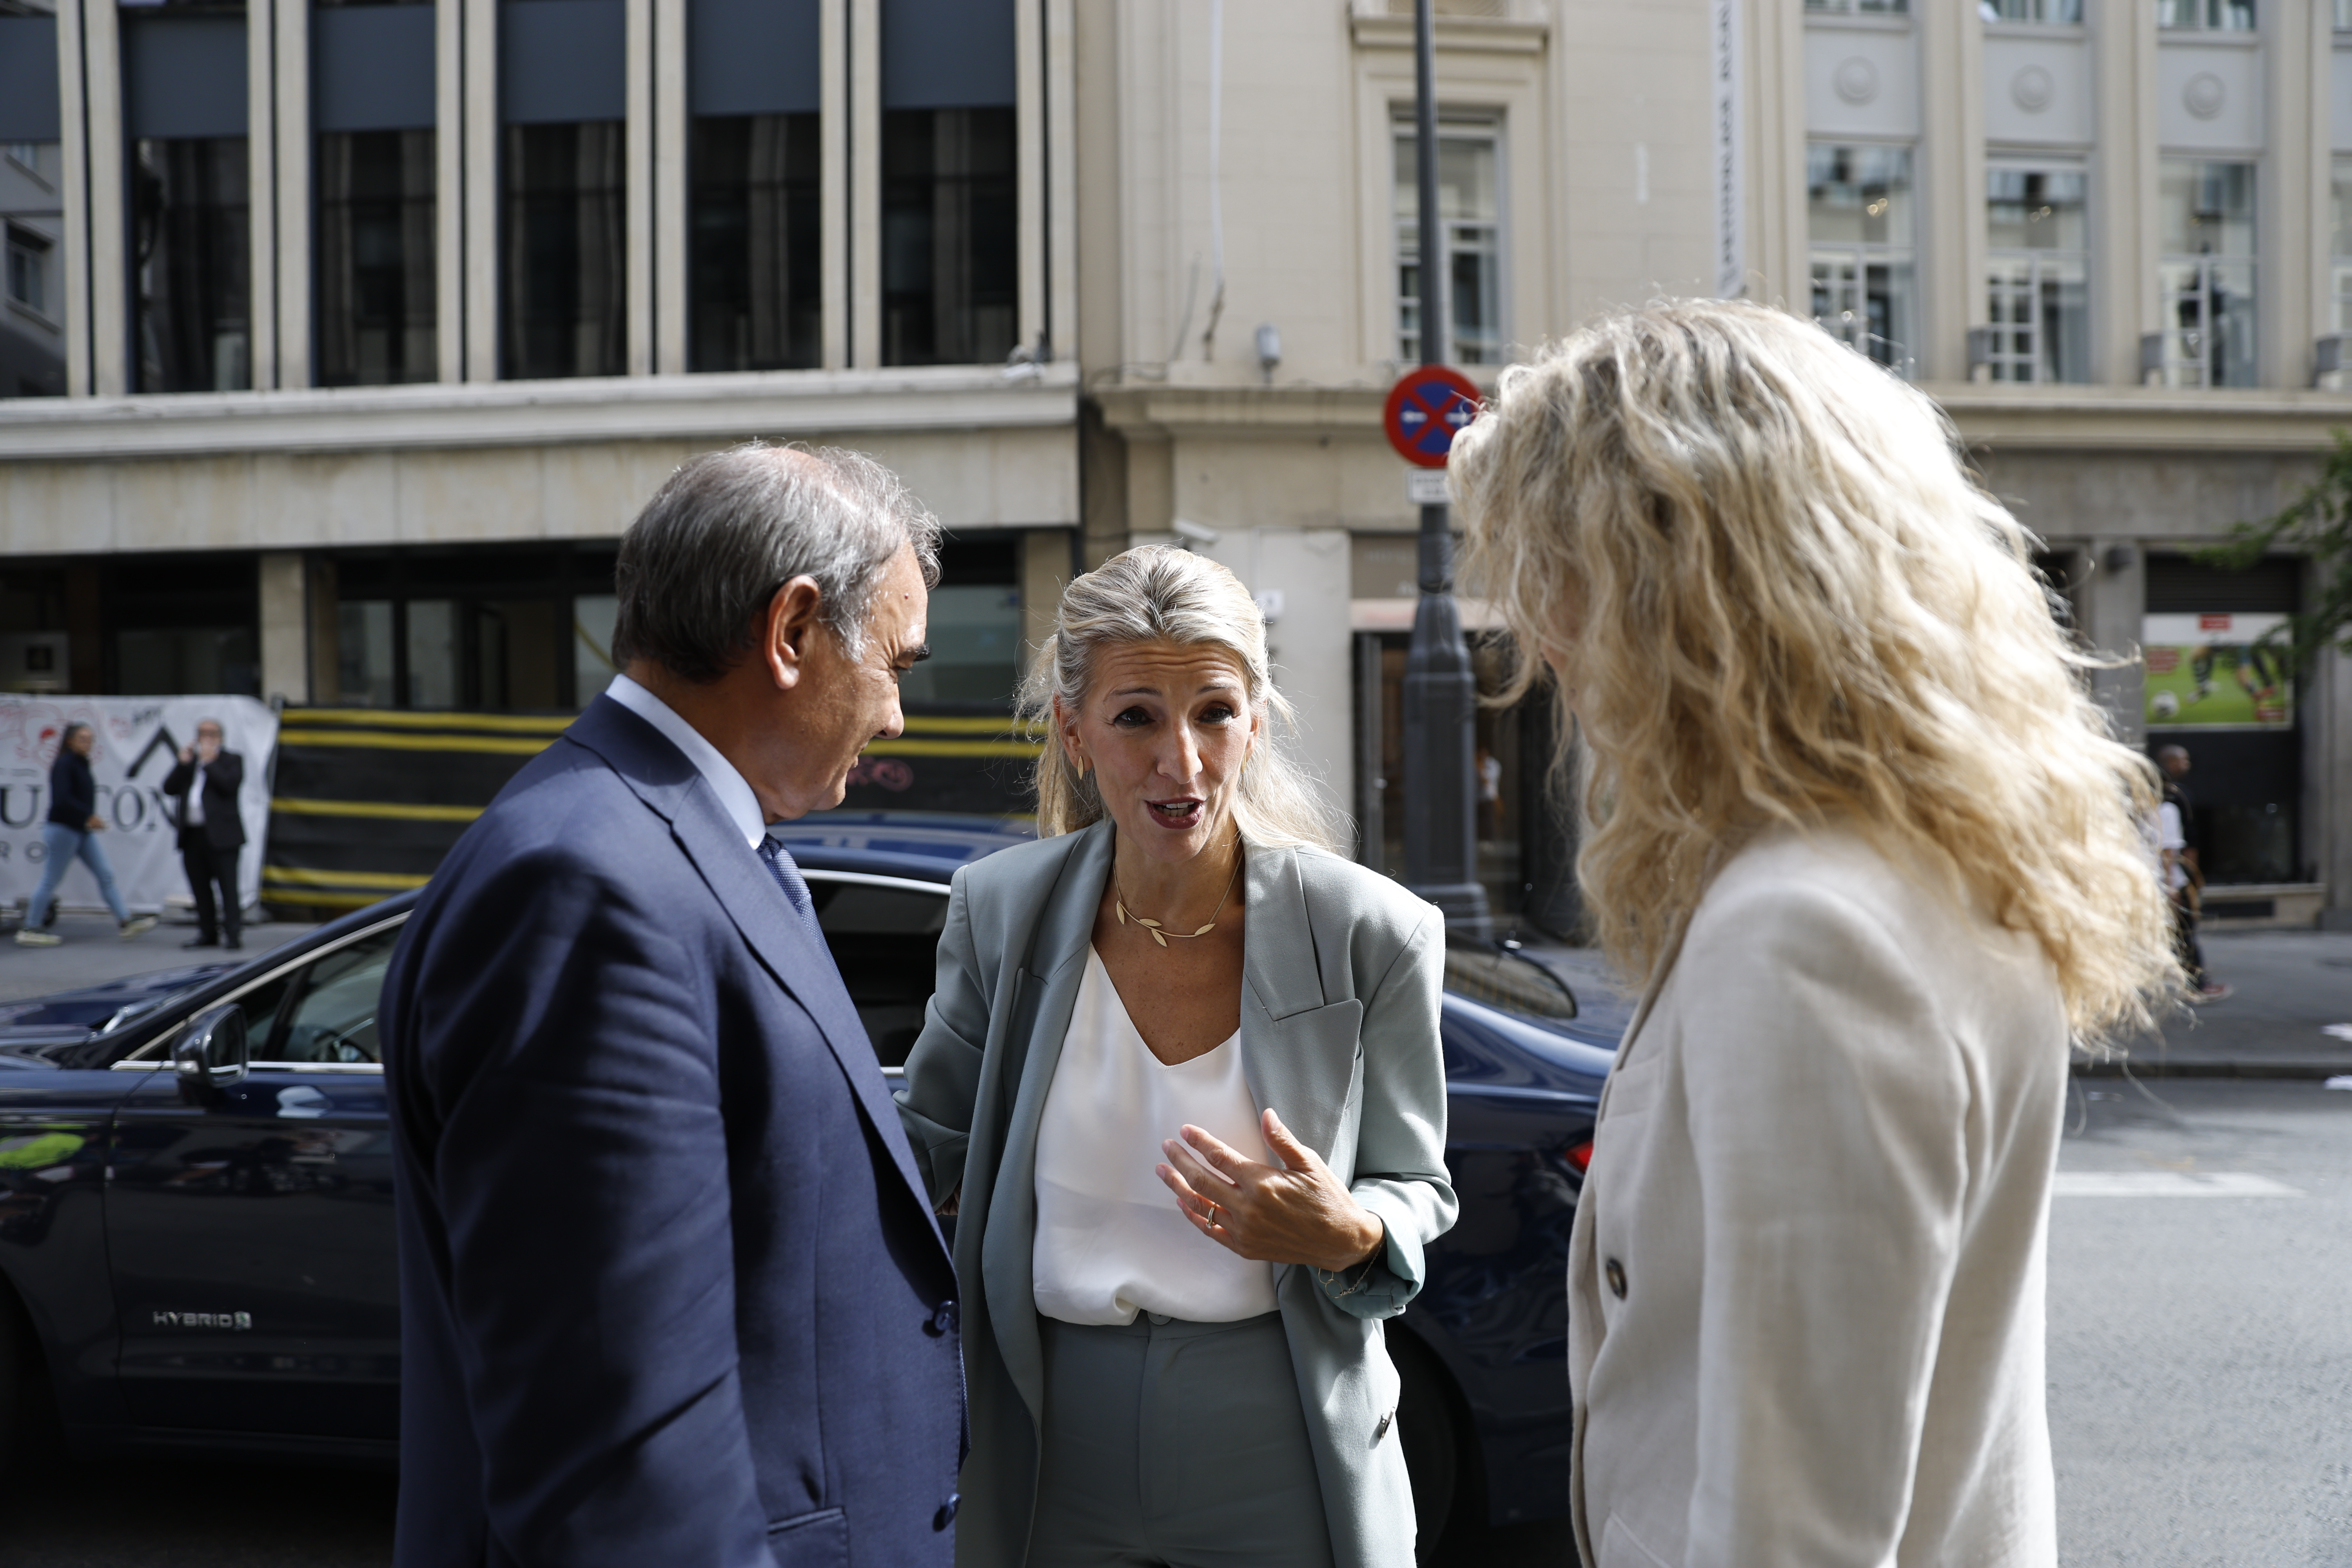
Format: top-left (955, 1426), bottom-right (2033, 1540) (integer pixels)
top-left (174, 1004), bottom-right (248, 1104)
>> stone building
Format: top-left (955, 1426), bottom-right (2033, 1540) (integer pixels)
top-left (2, 0), bottom-right (2348, 927)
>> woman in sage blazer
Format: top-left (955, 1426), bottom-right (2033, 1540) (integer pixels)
top-left (895, 547), bottom-right (1456, 1568)
top-left (1450, 301), bottom-right (2180, 1568)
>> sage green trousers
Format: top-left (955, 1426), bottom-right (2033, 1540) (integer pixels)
top-left (1026, 1310), bottom-right (1337, 1568)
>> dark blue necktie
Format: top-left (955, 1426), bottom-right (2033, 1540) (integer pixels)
top-left (757, 836), bottom-right (824, 944)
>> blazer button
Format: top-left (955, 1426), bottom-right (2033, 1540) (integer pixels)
top-left (926, 1299), bottom-right (958, 1336)
top-left (934, 1492), bottom-right (961, 1531)
top-left (1604, 1258), bottom-right (1628, 1300)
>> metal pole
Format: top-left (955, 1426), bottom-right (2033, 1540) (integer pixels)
top-left (1399, 0), bottom-right (1489, 936)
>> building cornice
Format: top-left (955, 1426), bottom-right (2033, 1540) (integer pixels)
top-left (1096, 378), bottom-right (2352, 454)
top-left (1927, 383), bottom-right (2352, 453)
top-left (0, 361), bottom-right (1080, 461)
top-left (1345, 9), bottom-right (1547, 56)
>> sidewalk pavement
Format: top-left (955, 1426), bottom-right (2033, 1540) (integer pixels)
top-left (0, 911), bottom-right (321, 1006)
top-left (1521, 926), bottom-right (2352, 1079)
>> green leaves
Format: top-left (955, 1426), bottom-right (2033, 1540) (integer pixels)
top-left (2197, 429), bottom-right (2352, 673)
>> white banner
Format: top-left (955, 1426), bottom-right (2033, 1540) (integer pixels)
top-left (0, 696), bottom-right (278, 916)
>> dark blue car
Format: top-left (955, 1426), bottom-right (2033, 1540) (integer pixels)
top-left (0, 813), bottom-right (1613, 1549)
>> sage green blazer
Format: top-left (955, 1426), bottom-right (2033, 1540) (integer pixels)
top-left (894, 819), bottom-right (1458, 1568)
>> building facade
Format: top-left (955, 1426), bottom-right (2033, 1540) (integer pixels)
top-left (3, 0), bottom-right (2349, 928)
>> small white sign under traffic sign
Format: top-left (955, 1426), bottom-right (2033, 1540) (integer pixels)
top-left (1406, 469), bottom-right (1450, 506)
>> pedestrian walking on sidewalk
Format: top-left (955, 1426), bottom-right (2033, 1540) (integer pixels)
top-left (162, 717), bottom-right (246, 951)
top-left (1451, 299), bottom-right (2182, 1568)
top-left (18, 722), bottom-right (156, 946)
top-left (2156, 743), bottom-right (2229, 1003)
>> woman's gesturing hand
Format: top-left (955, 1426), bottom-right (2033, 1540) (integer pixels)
top-left (1158, 1109), bottom-right (1385, 1274)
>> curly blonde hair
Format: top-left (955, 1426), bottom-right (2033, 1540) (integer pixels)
top-left (1450, 299), bottom-right (2178, 1041)
top-left (1021, 545), bottom-right (1347, 852)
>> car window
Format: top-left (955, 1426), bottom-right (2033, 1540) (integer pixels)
top-left (809, 878), bottom-right (949, 1069)
top-left (265, 926), bottom-right (402, 1065)
top-left (226, 974), bottom-right (296, 1056)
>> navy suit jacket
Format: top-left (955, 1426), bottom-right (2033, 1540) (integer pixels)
top-left (381, 696), bottom-right (964, 1568)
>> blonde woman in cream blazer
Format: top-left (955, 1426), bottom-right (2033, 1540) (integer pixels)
top-left (1449, 301), bottom-right (2179, 1568)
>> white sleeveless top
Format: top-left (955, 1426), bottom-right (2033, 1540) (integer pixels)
top-left (1031, 947), bottom-right (1281, 1326)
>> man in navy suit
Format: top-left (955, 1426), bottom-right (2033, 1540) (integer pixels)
top-left (381, 444), bottom-right (962, 1567)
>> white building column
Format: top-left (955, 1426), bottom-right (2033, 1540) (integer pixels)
top-left (258, 552), bottom-right (309, 703)
top-left (625, 0), bottom-right (653, 377)
top-left (849, 0), bottom-right (880, 367)
top-left (82, 0), bottom-right (125, 397)
top-left (275, 0), bottom-right (310, 390)
top-left (56, 0), bottom-right (91, 397)
top-left (463, 0), bottom-right (499, 380)
top-left (1919, 0), bottom-right (1984, 382)
top-left (436, 0), bottom-right (466, 381)
top-left (248, 0), bottom-right (278, 389)
top-left (2082, 540), bottom-right (2147, 748)
top-left (653, 0), bottom-right (687, 374)
top-left (1200, 528), bottom-right (1355, 831)
top-left (820, 0), bottom-right (848, 369)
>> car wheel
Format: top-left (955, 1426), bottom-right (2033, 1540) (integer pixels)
top-left (1394, 1333), bottom-right (1466, 1562)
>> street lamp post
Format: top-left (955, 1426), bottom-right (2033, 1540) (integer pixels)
top-left (1399, 0), bottom-right (1490, 936)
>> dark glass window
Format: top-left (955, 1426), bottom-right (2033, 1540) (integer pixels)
top-left (502, 121), bottom-right (626, 379)
top-left (316, 129), bottom-right (435, 385)
top-left (690, 114), bottom-right (819, 371)
top-left (132, 136), bottom-right (252, 392)
top-left (881, 107), bottom-right (1015, 366)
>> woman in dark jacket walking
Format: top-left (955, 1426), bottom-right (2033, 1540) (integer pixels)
top-left (17, 722), bottom-right (154, 946)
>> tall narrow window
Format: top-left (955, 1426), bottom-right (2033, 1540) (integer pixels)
top-left (500, 0), bottom-right (627, 379)
top-left (2159, 0), bottom-right (2254, 27)
top-left (123, 0), bottom-right (252, 393)
top-left (1808, 143), bottom-right (1916, 377)
top-left (880, 0), bottom-right (1017, 366)
top-left (1982, 0), bottom-right (2082, 19)
top-left (314, 0), bottom-right (436, 386)
top-left (1803, 0), bottom-right (1907, 12)
top-left (2158, 160), bottom-right (2256, 388)
top-left (1985, 167), bottom-right (2089, 383)
top-left (1393, 122), bottom-right (1503, 366)
top-left (2330, 156), bottom-right (2352, 389)
top-left (0, 7), bottom-right (67, 399)
top-left (688, 0), bottom-right (821, 372)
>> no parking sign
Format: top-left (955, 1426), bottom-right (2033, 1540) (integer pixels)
top-left (1383, 365), bottom-right (1482, 469)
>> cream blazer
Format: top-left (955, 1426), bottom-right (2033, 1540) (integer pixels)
top-left (1569, 828), bottom-right (2068, 1568)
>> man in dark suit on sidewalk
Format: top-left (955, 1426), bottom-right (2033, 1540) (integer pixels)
top-left (380, 444), bottom-right (963, 1568)
top-left (162, 717), bottom-right (245, 950)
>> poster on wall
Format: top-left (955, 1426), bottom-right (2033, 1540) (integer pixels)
top-left (2143, 613), bottom-right (2294, 729)
top-left (0, 696), bottom-right (279, 916)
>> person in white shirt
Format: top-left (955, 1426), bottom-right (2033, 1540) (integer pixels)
top-left (1449, 298), bottom-right (2181, 1568)
top-left (897, 546), bottom-right (1456, 1568)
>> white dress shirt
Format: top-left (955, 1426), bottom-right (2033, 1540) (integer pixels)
top-left (184, 760), bottom-right (207, 826)
top-left (604, 673), bottom-right (766, 848)
top-left (1031, 947), bottom-right (1280, 1326)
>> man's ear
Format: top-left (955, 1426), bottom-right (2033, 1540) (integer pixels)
top-left (762, 577), bottom-right (826, 692)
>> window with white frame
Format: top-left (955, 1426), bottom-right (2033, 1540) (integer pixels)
top-left (6, 222), bottom-right (50, 317)
top-left (1980, 0), bottom-right (2081, 21)
top-left (2328, 155), bottom-right (2352, 388)
top-left (2157, 159), bottom-right (2256, 388)
top-left (1808, 143), bottom-right (1916, 377)
top-left (1805, 0), bottom-right (1908, 14)
top-left (1393, 120), bottom-right (1503, 366)
top-left (1985, 166), bottom-right (2089, 383)
top-left (2160, 0), bottom-right (2254, 29)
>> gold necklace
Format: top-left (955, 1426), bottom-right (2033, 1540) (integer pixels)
top-left (1114, 851), bottom-right (1243, 949)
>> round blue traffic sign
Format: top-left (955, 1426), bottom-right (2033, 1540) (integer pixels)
top-left (1383, 366), bottom-right (1483, 469)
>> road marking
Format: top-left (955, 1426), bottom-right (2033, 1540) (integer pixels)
top-left (2053, 1172), bottom-right (2304, 1198)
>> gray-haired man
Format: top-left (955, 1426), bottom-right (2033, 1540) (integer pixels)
top-left (381, 444), bottom-right (965, 1566)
